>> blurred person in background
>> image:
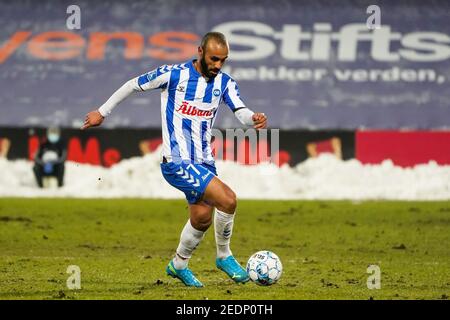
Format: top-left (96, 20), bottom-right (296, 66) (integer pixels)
top-left (33, 127), bottom-right (67, 188)
top-left (0, 137), bottom-right (11, 158)
top-left (306, 137), bottom-right (342, 159)
top-left (139, 137), bottom-right (163, 156)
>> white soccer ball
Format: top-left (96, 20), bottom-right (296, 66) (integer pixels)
top-left (246, 250), bottom-right (282, 286)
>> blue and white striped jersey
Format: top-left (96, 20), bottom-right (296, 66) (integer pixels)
top-left (135, 60), bottom-right (247, 164)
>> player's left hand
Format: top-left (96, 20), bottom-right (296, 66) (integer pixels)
top-left (252, 113), bottom-right (267, 129)
top-left (81, 110), bottom-right (104, 130)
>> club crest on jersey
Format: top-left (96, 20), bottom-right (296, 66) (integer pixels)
top-left (213, 89), bottom-right (221, 97)
top-left (176, 101), bottom-right (214, 118)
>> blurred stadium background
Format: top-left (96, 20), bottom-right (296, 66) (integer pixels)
top-left (1, 0), bottom-right (450, 199)
top-left (0, 0), bottom-right (449, 300)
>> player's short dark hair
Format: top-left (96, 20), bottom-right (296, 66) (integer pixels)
top-left (200, 32), bottom-right (228, 50)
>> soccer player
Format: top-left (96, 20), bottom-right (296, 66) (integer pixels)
top-left (81, 32), bottom-right (268, 287)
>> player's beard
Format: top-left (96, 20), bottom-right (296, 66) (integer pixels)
top-left (200, 53), bottom-right (219, 79)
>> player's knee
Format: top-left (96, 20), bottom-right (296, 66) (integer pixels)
top-left (222, 190), bottom-right (237, 213)
top-left (195, 220), bottom-right (212, 231)
top-left (191, 212), bottom-right (212, 231)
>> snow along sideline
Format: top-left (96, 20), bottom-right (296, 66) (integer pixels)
top-left (0, 152), bottom-right (449, 200)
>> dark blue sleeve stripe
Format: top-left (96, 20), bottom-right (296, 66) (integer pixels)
top-left (223, 89), bottom-right (235, 110)
top-left (138, 74), bottom-right (149, 87)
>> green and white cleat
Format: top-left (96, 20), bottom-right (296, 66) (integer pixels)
top-left (166, 260), bottom-right (203, 287)
top-left (216, 256), bottom-right (250, 283)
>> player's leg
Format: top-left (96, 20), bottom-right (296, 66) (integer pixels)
top-left (161, 161), bottom-right (214, 287)
top-left (55, 163), bottom-right (65, 187)
top-left (202, 176), bottom-right (236, 214)
top-left (202, 177), bottom-right (249, 283)
top-left (33, 164), bottom-right (44, 188)
top-left (166, 201), bottom-right (214, 287)
top-left (202, 177), bottom-right (236, 259)
top-left (172, 201), bottom-right (213, 269)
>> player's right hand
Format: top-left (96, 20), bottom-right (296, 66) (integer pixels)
top-left (81, 110), bottom-right (104, 130)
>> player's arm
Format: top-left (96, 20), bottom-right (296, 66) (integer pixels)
top-left (81, 79), bottom-right (139, 130)
top-left (81, 67), bottom-right (169, 130)
top-left (223, 79), bottom-right (267, 129)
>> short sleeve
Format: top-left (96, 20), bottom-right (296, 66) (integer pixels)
top-left (222, 79), bottom-right (247, 112)
top-left (135, 66), bottom-right (171, 91)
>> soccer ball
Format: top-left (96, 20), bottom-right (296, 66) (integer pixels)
top-left (246, 250), bottom-right (282, 286)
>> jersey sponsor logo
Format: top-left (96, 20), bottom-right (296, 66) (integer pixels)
top-left (201, 172), bottom-right (210, 181)
top-left (213, 89), bottom-right (221, 97)
top-left (147, 70), bottom-right (157, 82)
top-left (176, 101), bottom-right (215, 118)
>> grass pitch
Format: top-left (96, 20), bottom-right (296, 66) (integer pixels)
top-left (0, 198), bottom-right (449, 300)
